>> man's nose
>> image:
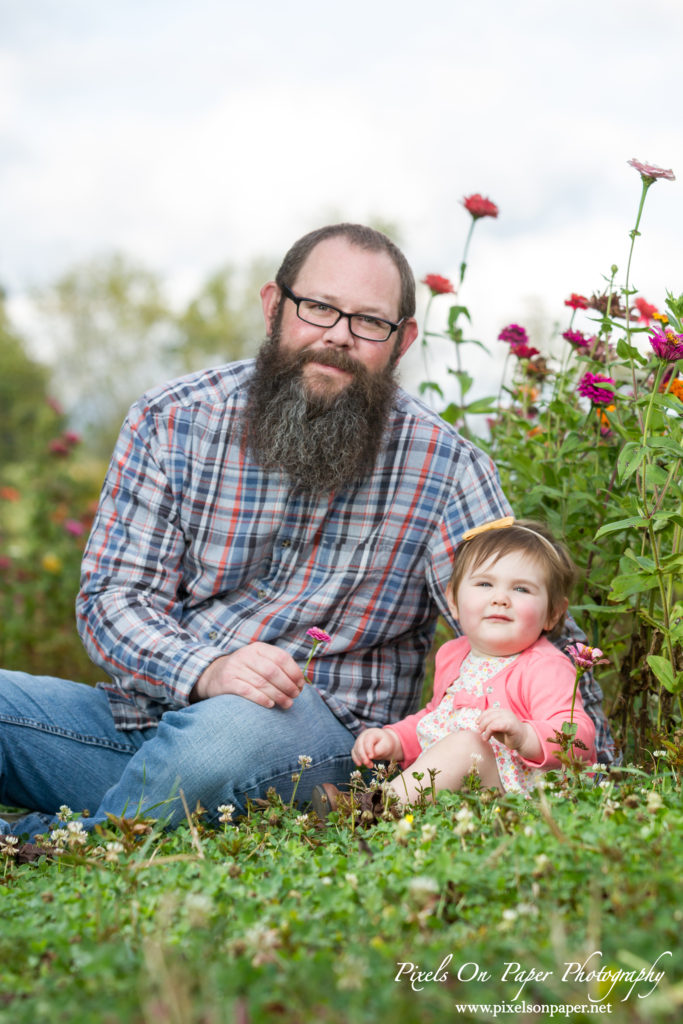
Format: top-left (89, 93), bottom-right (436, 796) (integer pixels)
top-left (321, 313), bottom-right (355, 346)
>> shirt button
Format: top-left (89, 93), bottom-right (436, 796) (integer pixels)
top-left (487, 686), bottom-right (493, 693)
top-left (208, 630), bottom-right (218, 641)
top-left (257, 589), bottom-right (267, 599)
top-left (281, 539), bottom-right (291, 548)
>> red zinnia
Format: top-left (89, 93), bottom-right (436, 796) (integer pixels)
top-left (634, 297), bottom-right (660, 323)
top-left (564, 293), bottom-right (589, 310)
top-left (421, 274), bottom-right (456, 296)
top-left (577, 372), bottom-right (616, 405)
top-left (462, 194), bottom-right (499, 220)
top-left (510, 343), bottom-right (540, 360)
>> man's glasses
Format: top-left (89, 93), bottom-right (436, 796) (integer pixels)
top-left (281, 284), bottom-right (404, 343)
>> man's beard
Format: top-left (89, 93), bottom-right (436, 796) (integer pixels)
top-left (244, 329), bottom-right (399, 494)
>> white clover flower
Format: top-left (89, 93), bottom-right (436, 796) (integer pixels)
top-left (646, 791), bottom-right (664, 812)
top-left (523, 825), bottom-right (534, 837)
top-left (395, 817), bottom-right (413, 839)
top-left (104, 841), bottom-right (124, 863)
top-left (217, 803), bottom-right (235, 824)
top-left (320, 875), bottom-right (332, 886)
top-left (185, 893), bottom-right (213, 928)
top-left (298, 755), bottom-right (313, 769)
top-left (454, 805), bottom-right (475, 836)
top-left (420, 823), bottom-right (437, 842)
top-left (652, 750), bottom-right (668, 758)
top-left (502, 908), bottom-right (518, 922)
top-left (345, 872), bottom-right (359, 889)
top-left (603, 797), bottom-right (620, 817)
top-left (57, 805), bottom-right (74, 822)
top-left (407, 876), bottom-right (439, 903)
top-left (350, 770), bottom-right (363, 782)
top-left (295, 813), bottom-right (309, 826)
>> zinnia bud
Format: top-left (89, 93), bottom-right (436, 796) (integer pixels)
top-left (462, 194), bottom-right (499, 219)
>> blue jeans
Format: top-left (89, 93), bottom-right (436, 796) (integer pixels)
top-left (0, 670), bottom-right (356, 841)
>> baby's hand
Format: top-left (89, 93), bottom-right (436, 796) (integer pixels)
top-left (352, 727), bottom-right (403, 768)
top-left (478, 708), bottom-right (527, 751)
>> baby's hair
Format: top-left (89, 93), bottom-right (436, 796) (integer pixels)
top-left (449, 520), bottom-right (578, 639)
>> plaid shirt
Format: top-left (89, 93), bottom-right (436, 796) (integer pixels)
top-left (77, 360), bottom-right (613, 762)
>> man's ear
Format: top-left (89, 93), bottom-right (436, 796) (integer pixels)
top-left (546, 596), bottom-right (569, 632)
top-left (260, 281), bottom-right (281, 335)
top-left (395, 317), bottom-right (419, 360)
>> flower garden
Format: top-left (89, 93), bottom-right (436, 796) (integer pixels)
top-left (0, 160), bottom-right (681, 1022)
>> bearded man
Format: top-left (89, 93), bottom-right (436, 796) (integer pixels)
top-left (0, 224), bottom-right (613, 841)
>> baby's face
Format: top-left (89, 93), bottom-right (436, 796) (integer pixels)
top-left (448, 550), bottom-right (557, 658)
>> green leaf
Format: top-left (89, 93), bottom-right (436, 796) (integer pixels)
top-left (418, 380), bottom-right (444, 399)
top-left (447, 369), bottom-right (473, 396)
top-left (646, 436), bottom-right (683, 459)
top-left (608, 571), bottom-right (660, 600)
top-left (464, 397), bottom-right (497, 415)
top-left (558, 432), bottom-right (583, 457)
top-left (616, 337), bottom-right (648, 365)
top-left (448, 305), bottom-right (471, 329)
top-left (617, 442), bottom-right (647, 483)
top-left (646, 655), bottom-right (683, 694)
top-left (594, 515), bottom-right (650, 539)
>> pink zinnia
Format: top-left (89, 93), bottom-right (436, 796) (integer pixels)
top-left (564, 293), bottom-right (589, 310)
top-left (628, 158), bottom-right (676, 182)
top-left (498, 324), bottom-right (528, 347)
top-left (648, 326), bottom-right (683, 363)
top-left (422, 273), bottom-right (456, 296)
top-left (64, 519), bottom-right (85, 537)
top-left (562, 329), bottom-right (591, 350)
top-left (462, 194), bottom-right (499, 220)
top-left (306, 627), bottom-right (331, 644)
top-left (577, 372), bottom-right (615, 405)
top-left (566, 643), bottom-right (609, 670)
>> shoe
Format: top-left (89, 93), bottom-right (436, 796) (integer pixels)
top-left (311, 783), bottom-right (401, 826)
top-left (311, 783), bottom-right (343, 819)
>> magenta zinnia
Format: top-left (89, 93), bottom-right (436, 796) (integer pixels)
top-left (562, 329), bottom-right (591, 350)
top-left (498, 324), bottom-right (528, 347)
top-left (577, 372), bottom-right (616, 405)
top-left (648, 326), bottom-right (683, 362)
top-left (628, 158), bottom-right (676, 182)
top-left (303, 627), bottom-right (331, 683)
top-left (422, 273), bottom-right (456, 296)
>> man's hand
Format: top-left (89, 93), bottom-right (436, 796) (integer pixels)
top-left (352, 727), bottom-right (404, 768)
top-left (478, 708), bottom-right (542, 761)
top-left (191, 643), bottom-right (305, 709)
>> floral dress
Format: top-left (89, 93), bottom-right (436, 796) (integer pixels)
top-left (415, 651), bottom-right (540, 795)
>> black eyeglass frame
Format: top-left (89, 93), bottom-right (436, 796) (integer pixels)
top-left (280, 284), bottom-right (405, 343)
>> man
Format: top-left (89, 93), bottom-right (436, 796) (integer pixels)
top-left (0, 224), bottom-right (612, 840)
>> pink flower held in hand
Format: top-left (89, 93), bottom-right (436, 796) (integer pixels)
top-left (306, 627), bottom-right (331, 644)
top-left (422, 274), bottom-right (456, 296)
top-left (462, 194), bottom-right (499, 219)
top-left (577, 371), bottom-right (616, 405)
top-left (566, 643), bottom-right (609, 670)
top-left (648, 326), bottom-right (683, 362)
top-left (628, 158), bottom-right (676, 182)
top-left (303, 627), bottom-right (331, 683)
top-left (564, 293), bottom-right (589, 310)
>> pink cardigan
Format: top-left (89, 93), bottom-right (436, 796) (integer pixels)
top-left (387, 636), bottom-right (596, 770)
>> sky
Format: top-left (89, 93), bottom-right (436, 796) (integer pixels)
top-left (2, 0), bottom-right (683, 405)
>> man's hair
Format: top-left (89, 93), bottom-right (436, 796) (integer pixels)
top-left (448, 520), bottom-right (579, 639)
top-left (274, 223), bottom-right (416, 321)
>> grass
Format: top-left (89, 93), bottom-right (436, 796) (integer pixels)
top-left (1, 762), bottom-right (682, 1023)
